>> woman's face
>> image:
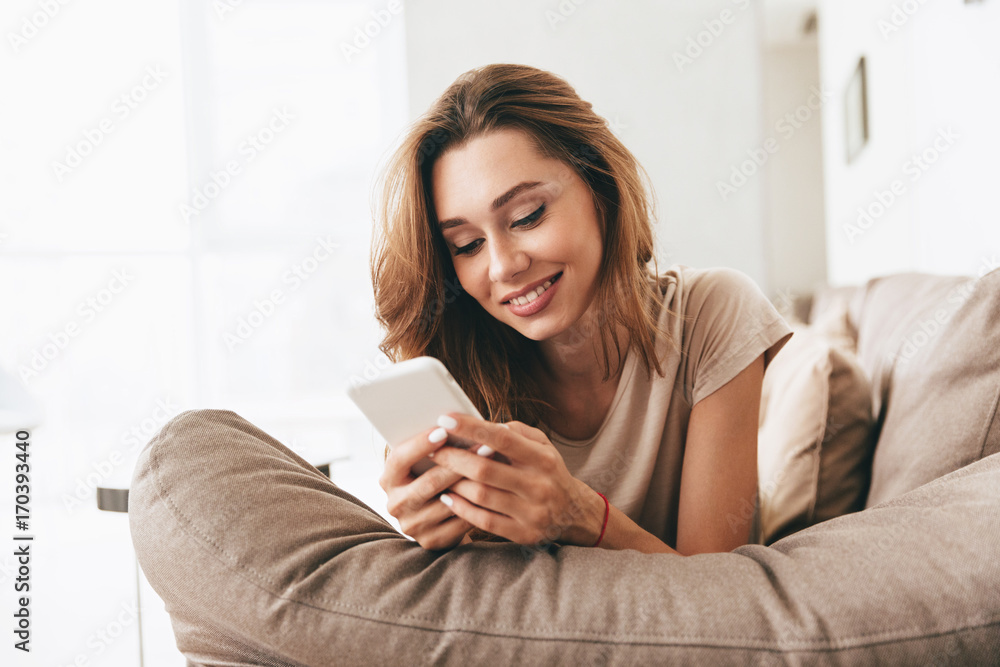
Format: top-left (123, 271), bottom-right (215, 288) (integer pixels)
top-left (431, 127), bottom-right (604, 343)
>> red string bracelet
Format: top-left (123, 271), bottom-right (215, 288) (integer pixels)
top-left (592, 491), bottom-right (610, 548)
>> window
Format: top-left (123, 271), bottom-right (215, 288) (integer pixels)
top-left (1, 0), bottom-right (407, 662)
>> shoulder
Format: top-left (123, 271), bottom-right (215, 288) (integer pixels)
top-left (650, 264), bottom-right (793, 404)
top-left (652, 264), bottom-right (770, 321)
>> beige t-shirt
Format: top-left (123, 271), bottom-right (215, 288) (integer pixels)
top-left (536, 265), bottom-right (793, 549)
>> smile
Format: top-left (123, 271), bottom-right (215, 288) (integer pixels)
top-left (508, 277), bottom-right (556, 305)
top-left (503, 272), bottom-right (562, 317)
top-left (503, 271), bottom-right (562, 304)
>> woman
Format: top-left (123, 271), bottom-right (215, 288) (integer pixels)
top-left (372, 64), bottom-right (792, 556)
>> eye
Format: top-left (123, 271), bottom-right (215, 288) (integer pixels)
top-left (513, 204), bottom-right (546, 228)
top-left (453, 239), bottom-right (482, 256)
top-left (451, 204), bottom-right (547, 257)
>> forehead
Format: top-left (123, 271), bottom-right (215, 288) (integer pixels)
top-left (430, 128), bottom-right (573, 218)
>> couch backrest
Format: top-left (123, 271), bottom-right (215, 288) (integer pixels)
top-left (853, 274), bottom-right (969, 414)
top-left (810, 269), bottom-right (1000, 506)
top-left (813, 273), bottom-right (969, 410)
top-left (863, 268), bottom-right (1000, 506)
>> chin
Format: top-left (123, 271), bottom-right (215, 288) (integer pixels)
top-left (487, 304), bottom-right (571, 341)
top-left (506, 319), bottom-right (567, 343)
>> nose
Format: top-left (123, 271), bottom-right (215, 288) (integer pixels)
top-left (487, 234), bottom-right (529, 286)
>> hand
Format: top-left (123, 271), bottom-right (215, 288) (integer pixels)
top-left (378, 423), bottom-right (474, 551)
top-left (429, 414), bottom-right (605, 548)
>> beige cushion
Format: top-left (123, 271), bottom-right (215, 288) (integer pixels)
top-left (838, 272), bottom-right (969, 418)
top-left (758, 300), bottom-right (875, 543)
top-left (129, 409), bottom-right (1000, 664)
top-left (866, 267), bottom-right (1000, 506)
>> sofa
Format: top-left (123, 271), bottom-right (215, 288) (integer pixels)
top-left (128, 268), bottom-right (1000, 665)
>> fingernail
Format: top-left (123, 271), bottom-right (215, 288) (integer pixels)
top-left (500, 423), bottom-right (510, 429)
top-left (429, 427), bottom-right (447, 443)
top-left (437, 414), bottom-right (458, 430)
top-left (439, 493), bottom-right (454, 508)
top-left (476, 445), bottom-right (494, 457)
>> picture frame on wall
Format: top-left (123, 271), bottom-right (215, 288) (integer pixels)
top-left (845, 56), bottom-right (869, 163)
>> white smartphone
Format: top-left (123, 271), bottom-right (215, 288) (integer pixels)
top-left (346, 356), bottom-right (484, 475)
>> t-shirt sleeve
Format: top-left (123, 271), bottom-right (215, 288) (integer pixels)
top-left (681, 267), bottom-right (793, 406)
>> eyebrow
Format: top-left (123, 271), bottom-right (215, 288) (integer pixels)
top-left (437, 181), bottom-right (545, 231)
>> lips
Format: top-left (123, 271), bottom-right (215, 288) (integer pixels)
top-left (502, 272), bottom-right (562, 318)
top-left (501, 272), bottom-right (562, 305)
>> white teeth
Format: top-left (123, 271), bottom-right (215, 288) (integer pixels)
top-left (511, 278), bottom-right (555, 306)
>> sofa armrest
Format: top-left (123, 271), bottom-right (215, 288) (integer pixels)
top-left (130, 409), bottom-right (1000, 666)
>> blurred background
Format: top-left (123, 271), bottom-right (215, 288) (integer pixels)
top-left (1, 0), bottom-right (997, 663)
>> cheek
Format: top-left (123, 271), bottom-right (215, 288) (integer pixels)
top-left (546, 223), bottom-right (587, 260)
top-left (579, 213), bottom-right (604, 267)
top-left (453, 260), bottom-right (490, 302)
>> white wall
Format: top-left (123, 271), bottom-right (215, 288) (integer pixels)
top-left (761, 37), bottom-right (829, 297)
top-left (401, 0), bottom-right (775, 291)
top-left (816, 0), bottom-right (1000, 286)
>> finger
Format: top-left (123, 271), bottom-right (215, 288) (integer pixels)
top-left (416, 515), bottom-right (474, 551)
top-left (439, 491), bottom-right (523, 543)
top-left (395, 464), bottom-right (465, 514)
top-left (399, 491), bottom-right (468, 537)
top-left (438, 413), bottom-right (540, 465)
top-left (381, 426), bottom-right (451, 487)
top-left (447, 478), bottom-right (529, 518)
top-left (432, 445), bottom-right (526, 495)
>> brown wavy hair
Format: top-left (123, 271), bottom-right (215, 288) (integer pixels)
top-left (371, 63), bottom-right (676, 427)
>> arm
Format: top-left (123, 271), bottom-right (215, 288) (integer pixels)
top-left (576, 496), bottom-right (680, 554)
top-left (676, 352), bottom-right (764, 554)
top-left (429, 351), bottom-right (764, 556)
top-left (585, 353), bottom-right (764, 555)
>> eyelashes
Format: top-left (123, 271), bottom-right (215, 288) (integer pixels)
top-left (453, 204), bottom-right (547, 256)
top-left (513, 203), bottom-right (546, 228)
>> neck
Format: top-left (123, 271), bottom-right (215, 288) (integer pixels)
top-left (532, 308), bottom-right (630, 389)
